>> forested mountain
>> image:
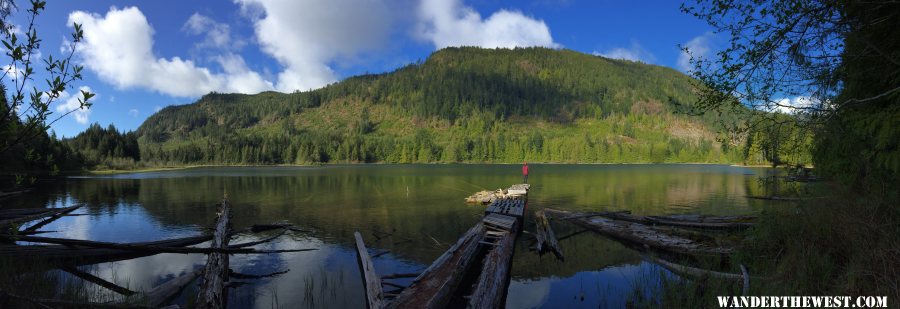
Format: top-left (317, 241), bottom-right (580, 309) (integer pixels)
top-left (64, 124), bottom-right (140, 170)
top-left (123, 47), bottom-right (799, 165)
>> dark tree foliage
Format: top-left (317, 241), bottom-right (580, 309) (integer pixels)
top-left (65, 123), bottom-right (140, 169)
top-left (682, 0), bottom-right (899, 190)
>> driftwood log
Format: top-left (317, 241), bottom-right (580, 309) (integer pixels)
top-left (467, 228), bottom-right (517, 308)
top-left (0, 205), bottom-right (81, 231)
top-left (388, 223), bottom-right (485, 309)
top-left (1, 234), bottom-right (310, 254)
top-left (544, 208), bottom-right (732, 257)
top-left (196, 198), bottom-right (232, 309)
top-left (144, 270), bottom-right (201, 307)
top-left (593, 211), bottom-right (755, 230)
top-left (533, 210), bottom-right (563, 260)
top-left (354, 232), bottom-right (384, 309)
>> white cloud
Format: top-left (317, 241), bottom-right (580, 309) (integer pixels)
top-left (183, 13), bottom-right (246, 51)
top-left (768, 96), bottom-right (817, 114)
top-left (593, 42), bottom-right (655, 63)
top-left (417, 0), bottom-right (558, 49)
top-left (678, 32), bottom-right (715, 72)
top-left (128, 108), bottom-right (139, 117)
top-left (2, 64), bottom-right (22, 81)
top-left (55, 86), bottom-right (95, 124)
top-left (235, 0), bottom-right (393, 92)
top-left (69, 7), bottom-right (273, 97)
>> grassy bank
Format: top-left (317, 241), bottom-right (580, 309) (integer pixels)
top-left (647, 183), bottom-right (900, 307)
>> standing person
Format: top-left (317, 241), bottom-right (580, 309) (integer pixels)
top-left (522, 162), bottom-right (529, 184)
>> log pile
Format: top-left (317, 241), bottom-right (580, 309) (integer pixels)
top-left (464, 189), bottom-right (509, 204)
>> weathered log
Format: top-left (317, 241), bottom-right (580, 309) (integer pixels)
top-left (0, 234), bottom-right (215, 266)
top-left (380, 273), bottom-right (419, 280)
top-left (644, 255), bottom-right (743, 280)
top-left (0, 189), bottom-right (30, 200)
top-left (354, 231), bottom-right (385, 309)
top-left (467, 229), bottom-right (517, 309)
top-left (0, 290), bottom-right (151, 309)
top-left (0, 207), bottom-right (55, 219)
top-left (744, 195), bottom-right (801, 201)
top-left (61, 266), bottom-right (137, 296)
top-left (533, 210), bottom-right (563, 260)
top-left (228, 229), bottom-right (286, 248)
top-left (544, 208), bottom-right (732, 257)
top-left (143, 270), bottom-right (200, 308)
top-left (591, 211), bottom-right (755, 229)
top-left (740, 264), bottom-right (750, 296)
top-left (388, 223), bottom-right (485, 309)
top-left (0, 206), bottom-right (81, 231)
top-left (2, 234), bottom-right (313, 254)
top-left (23, 205), bottom-right (83, 232)
top-left (196, 198), bottom-right (232, 309)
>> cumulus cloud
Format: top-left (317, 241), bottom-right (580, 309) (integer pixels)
top-left (55, 86), bottom-right (95, 124)
top-left (678, 32), bottom-right (715, 72)
top-left (417, 0), bottom-right (558, 49)
top-left (235, 0), bottom-right (393, 92)
top-left (593, 42), bottom-right (655, 63)
top-left (69, 7), bottom-right (273, 97)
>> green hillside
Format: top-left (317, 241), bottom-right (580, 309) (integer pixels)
top-left (133, 47), bottom-right (756, 165)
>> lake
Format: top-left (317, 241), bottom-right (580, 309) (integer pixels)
top-left (4, 164), bottom-right (780, 308)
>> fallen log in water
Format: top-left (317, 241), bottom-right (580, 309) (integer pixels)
top-left (0, 189), bottom-right (30, 200)
top-left (196, 198), bottom-right (232, 309)
top-left (0, 205), bottom-right (82, 231)
top-left (388, 223), bottom-right (485, 309)
top-left (544, 208), bottom-right (732, 257)
top-left (0, 234), bottom-right (215, 266)
top-left (592, 211), bottom-right (755, 230)
top-left (143, 270), bottom-right (201, 307)
top-left (745, 195), bottom-right (801, 201)
top-left (467, 227), bottom-right (517, 308)
top-left (23, 205), bottom-right (84, 232)
top-left (644, 255), bottom-right (753, 296)
top-left (1, 234), bottom-right (311, 254)
top-left (0, 207), bottom-right (56, 220)
top-left (532, 210), bottom-right (563, 260)
top-left (354, 231), bottom-right (385, 309)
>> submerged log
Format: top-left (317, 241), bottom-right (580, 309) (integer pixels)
top-left (0, 189), bottom-right (30, 200)
top-left (354, 231), bottom-right (385, 309)
top-left (144, 270), bottom-right (201, 308)
top-left (644, 255), bottom-right (743, 280)
top-left (467, 228), bottom-right (517, 308)
top-left (23, 205), bottom-right (83, 232)
top-left (2, 234), bottom-right (311, 255)
top-left (388, 223), bottom-right (485, 309)
top-left (0, 234), bottom-right (215, 265)
top-left (0, 205), bottom-right (81, 231)
top-left (532, 210), bottom-right (563, 260)
top-left (544, 208), bottom-right (732, 257)
top-left (196, 198), bottom-right (232, 309)
top-left (61, 266), bottom-right (137, 296)
top-left (592, 211), bottom-right (755, 230)
top-left (744, 195), bottom-right (801, 201)
top-left (0, 207), bottom-right (55, 220)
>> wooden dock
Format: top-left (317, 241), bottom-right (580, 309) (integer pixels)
top-left (380, 183), bottom-right (529, 309)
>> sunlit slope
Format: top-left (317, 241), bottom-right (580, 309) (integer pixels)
top-left (137, 47), bottom-right (746, 164)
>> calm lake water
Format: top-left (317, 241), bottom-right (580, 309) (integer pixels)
top-left (6, 164), bottom-right (781, 308)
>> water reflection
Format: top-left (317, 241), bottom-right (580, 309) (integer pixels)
top-left (7, 164), bottom-right (777, 308)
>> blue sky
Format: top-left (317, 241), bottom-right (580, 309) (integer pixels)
top-left (6, 0), bottom-right (716, 137)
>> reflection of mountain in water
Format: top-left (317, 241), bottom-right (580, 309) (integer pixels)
top-left (14, 165), bottom-right (776, 308)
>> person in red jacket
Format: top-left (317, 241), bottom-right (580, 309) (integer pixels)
top-left (522, 162), bottom-right (529, 184)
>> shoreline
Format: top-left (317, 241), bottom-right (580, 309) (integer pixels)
top-left (83, 161), bottom-right (780, 175)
